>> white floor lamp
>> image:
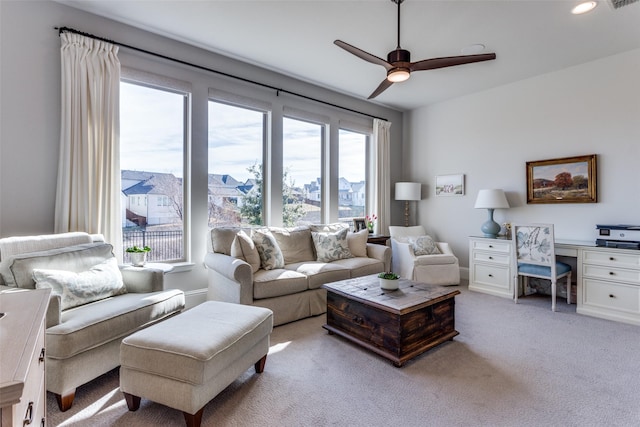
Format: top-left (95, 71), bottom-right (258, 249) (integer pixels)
top-left (395, 182), bottom-right (421, 227)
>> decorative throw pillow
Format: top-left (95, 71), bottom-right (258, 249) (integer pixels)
top-left (347, 229), bottom-right (369, 258)
top-left (230, 230), bottom-right (261, 273)
top-left (251, 229), bottom-right (285, 270)
top-left (311, 228), bottom-right (353, 263)
top-left (32, 257), bottom-right (126, 311)
top-left (270, 227), bottom-right (315, 264)
top-left (408, 235), bottom-right (441, 256)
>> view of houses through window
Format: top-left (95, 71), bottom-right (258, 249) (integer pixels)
top-left (120, 81), bottom-right (186, 263)
top-left (121, 81), bottom-right (371, 263)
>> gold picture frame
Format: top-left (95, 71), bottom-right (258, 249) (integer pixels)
top-left (526, 154), bottom-right (597, 204)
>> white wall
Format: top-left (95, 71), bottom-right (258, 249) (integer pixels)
top-left (407, 48), bottom-right (640, 271)
top-left (0, 0), bottom-right (404, 303)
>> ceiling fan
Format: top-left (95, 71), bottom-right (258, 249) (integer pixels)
top-left (334, 0), bottom-right (497, 99)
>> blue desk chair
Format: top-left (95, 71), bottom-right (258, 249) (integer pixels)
top-left (512, 223), bottom-right (572, 311)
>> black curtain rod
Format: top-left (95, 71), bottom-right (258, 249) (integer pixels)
top-left (55, 26), bottom-right (388, 122)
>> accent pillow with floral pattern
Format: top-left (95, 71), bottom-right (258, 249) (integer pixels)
top-left (311, 228), bottom-right (353, 262)
top-left (251, 229), bottom-right (285, 270)
top-left (408, 235), bottom-right (441, 256)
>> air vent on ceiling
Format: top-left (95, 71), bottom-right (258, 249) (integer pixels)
top-left (608, 0), bottom-right (638, 9)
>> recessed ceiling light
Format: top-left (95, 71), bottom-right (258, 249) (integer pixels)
top-left (572, 1), bottom-right (598, 14)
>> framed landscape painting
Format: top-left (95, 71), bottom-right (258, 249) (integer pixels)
top-left (435, 174), bottom-right (464, 196)
top-left (526, 154), bottom-right (597, 204)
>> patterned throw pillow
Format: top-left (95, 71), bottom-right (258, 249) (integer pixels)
top-left (32, 257), bottom-right (126, 310)
top-left (408, 235), bottom-right (441, 256)
top-left (311, 228), bottom-right (353, 262)
top-left (251, 229), bottom-right (285, 270)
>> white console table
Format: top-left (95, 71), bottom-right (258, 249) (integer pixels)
top-left (468, 236), bottom-right (640, 326)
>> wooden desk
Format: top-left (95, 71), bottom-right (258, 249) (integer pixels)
top-left (468, 236), bottom-right (640, 326)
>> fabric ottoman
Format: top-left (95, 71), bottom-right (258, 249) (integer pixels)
top-left (120, 301), bottom-right (273, 427)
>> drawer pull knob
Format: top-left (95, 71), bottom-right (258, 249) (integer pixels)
top-left (609, 271), bottom-right (615, 276)
top-left (488, 274), bottom-right (494, 277)
top-left (24, 401), bottom-right (34, 425)
top-left (609, 257), bottom-right (615, 261)
top-left (488, 256), bottom-right (493, 260)
top-left (609, 294), bottom-right (616, 298)
top-left (489, 245), bottom-right (493, 248)
top-left (39, 347), bottom-right (45, 363)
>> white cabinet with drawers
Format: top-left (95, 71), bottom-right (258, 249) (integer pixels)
top-left (0, 288), bottom-right (50, 427)
top-left (468, 237), bottom-right (513, 299)
top-left (578, 248), bottom-right (640, 325)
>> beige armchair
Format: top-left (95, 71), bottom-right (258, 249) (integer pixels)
top-left (388, 226), bottom-right (460, 286)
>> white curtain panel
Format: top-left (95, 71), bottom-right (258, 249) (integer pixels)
top-left (55, 33), bottom-right (122, 260)
top-left (371, 119), bottom-right (391, 235)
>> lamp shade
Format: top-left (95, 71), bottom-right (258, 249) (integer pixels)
top-left (395, 182), bottom-right (421, 201)
top-left (474, 189), bottom-right (510, 209)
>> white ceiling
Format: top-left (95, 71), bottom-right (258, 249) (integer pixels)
top-left (56, 0), bottom-right (640, 111)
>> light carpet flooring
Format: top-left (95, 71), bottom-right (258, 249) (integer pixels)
top-left (47, 281), bottom-right (640, 426)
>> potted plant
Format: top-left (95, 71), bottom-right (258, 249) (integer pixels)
top-left (126, 245), bottom-right (151, 267)
top-left (378, 272), bottom-right (400, 290)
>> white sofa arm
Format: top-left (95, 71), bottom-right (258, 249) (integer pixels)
top-left (46, 293), bottom-right (62, 328)
top-left (366, 243), bottom-right (392, 272)
top-left (436, 242), bottom-right (454, 256)
top-left (390, 239), bottom-right (418, 280)
top-left (204, 252), bottom-right (254, 305)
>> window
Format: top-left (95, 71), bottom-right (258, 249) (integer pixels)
top-left (120, 81), bottom-right (187, 263)
top-left (339, 129), bottom-right (368, 224)
top-left (208, 101), bottom-right (266, 227)
top-left (283, 117), bottom-right (323, 225)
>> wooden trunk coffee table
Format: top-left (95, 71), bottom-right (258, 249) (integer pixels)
top-left (322, 275), bottom-right (460, 367)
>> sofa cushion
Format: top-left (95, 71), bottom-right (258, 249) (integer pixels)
top-left (347, 229), bottom-right (369, 258)
top-left (253, 269), bottom-right (307, 299)
top-left (230, 230), bottom-right (261, 273)
top-left (5, 242), bottom-right (115, 289)
top-left (285, 261), bottom-right (350, 290)
top-left (252, 229), bottom-right (285, 270)
top-left (415, 254), bottom-right (458, 266)
top-left (331, 257), bottom-right (385, 278)
top-left (408, 235), bottom-right (441, 255)
top-left (270, 227), bottom-right (315, 264)
top-left (46, 289), bottom-right (185, 359)
top-left (209, 227), bottom-right (242, 256)
top-left (33, 257), bottom-right (126, 310)
top-left (311, 228), bottom-right (353, 263)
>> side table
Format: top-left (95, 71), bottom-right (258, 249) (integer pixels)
top-left (367, 235), bottom-right (390, 246)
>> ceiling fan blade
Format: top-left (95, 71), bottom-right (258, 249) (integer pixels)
top-left (368, 79), bottom-right (394, 99)
top-left (334, 40), bottom-right (392, 70)
top-left (410, 53), bottom-right (496, 72)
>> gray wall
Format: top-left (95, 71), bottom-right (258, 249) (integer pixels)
top-left (406, 48), bottom-right (640, 274)
top-left (0, 0), bottom-right (404, 302)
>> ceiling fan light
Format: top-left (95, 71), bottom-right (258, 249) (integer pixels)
top-left (571, 1), bottom-right (598, 14)
top-left (387, 68), bottom-right (410, 83)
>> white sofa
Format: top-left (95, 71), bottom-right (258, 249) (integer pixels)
top-left (0, 232), bottom-right (185, 411)
top-left (389, 225), bottom-right (460, 286)
top-left (204, 225), bottom-right (391, 326)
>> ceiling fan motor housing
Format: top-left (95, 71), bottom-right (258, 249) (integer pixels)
top-left (387, 48), bottom-right (411, 64)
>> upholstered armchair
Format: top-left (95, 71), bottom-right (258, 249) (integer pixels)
top-left (388, 226), bottom-right (460, 286)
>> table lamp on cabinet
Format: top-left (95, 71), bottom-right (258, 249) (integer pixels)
top-left (474, 189), bottom-right (509, 238)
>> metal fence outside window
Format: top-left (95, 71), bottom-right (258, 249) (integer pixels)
top-left (123, 229), bottom-right (183, 263)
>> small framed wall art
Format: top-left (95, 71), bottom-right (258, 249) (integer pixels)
top-left (526, 154), bottom-right (597, 204)
top-left (435, 174), bottom-right (465, 196)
